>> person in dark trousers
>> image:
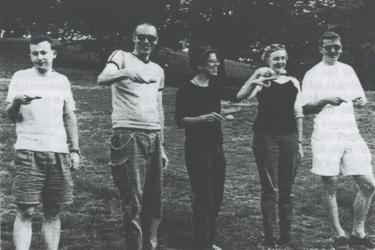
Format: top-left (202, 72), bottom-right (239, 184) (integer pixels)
top-left (236, 44), bottom-right (304, 248)
top-left (175, 46), bottom-right (268, 250)
top-left (97, 22), bottom-right (168, 250)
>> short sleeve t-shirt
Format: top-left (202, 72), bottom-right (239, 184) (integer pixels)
top-left (6, 68), bottom-right (76, 153)
top-left (301, 61), bottom-right (365, 133)
top-left (107, 51), bottom-right (165, 130)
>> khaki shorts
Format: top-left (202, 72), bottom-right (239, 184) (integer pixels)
top-left (13, 150), bottom-right (74, 205)
top-left (311, 131), bottom-right (372, 176)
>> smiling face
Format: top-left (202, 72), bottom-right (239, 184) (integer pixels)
top-left (267, 49), bottom-right (287, 74)
top-left (30, 41), bottom-right (56, 74)
top-left (198, 53), bottom-right (220, 77)
top-left (320, 39), bottom-right (342, 65)
top-left (133, 24), bottom-right (158, 57)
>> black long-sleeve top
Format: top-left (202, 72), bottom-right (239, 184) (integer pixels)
top-left (175, 80), bottom-right (237, 146)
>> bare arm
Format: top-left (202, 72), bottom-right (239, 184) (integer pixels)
top-left (97, 63), bottom-right (128, 86)
top-left (304, 96), bottom-right (348, 115)
top-left (63, 111), bottom-right (79, 150)
top-left (236, 71), bottom-right (260, 101)
top-left (64, 111), bottom-right (80, 170)
top-left (158, 91), bottom-right (165, 144)
top-left (296, 117), bottom-right (303, 143)
top-left (6, 101), bottom-right (21, 123)
top-left (97, 63), bottom-right (152, 86)
top-left (179, 113), bottom-right (225, 128)
top-left (236, 67), bottom-right (276, 101)
top-left (6, 95), bottom-right (38, 122)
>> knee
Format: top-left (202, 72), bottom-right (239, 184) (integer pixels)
top-left (262, 191), bottom-right (276, 202)
top-left (43, 204), bottom-right (62, 221)
top-left (321, 176), bottom-right (338, 195)
top-left (17, 205), bottom-right (36, 221)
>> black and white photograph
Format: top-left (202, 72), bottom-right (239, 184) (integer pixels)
top-left (1, 0), bottom-right (375, 249)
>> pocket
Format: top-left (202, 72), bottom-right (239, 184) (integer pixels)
top-left (109, 131), bottom-right (135, 166)
top-left (59, 153), bottom-right (72, 170)
top-left (15, 150), bottom-right (33, 166)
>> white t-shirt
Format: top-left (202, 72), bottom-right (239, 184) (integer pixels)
top-left (301, 61), bottom-right (365, 134)
top-left (107, 51), bottom-right (164, 130)
top-left (6, 68), bottom-right (76, 153)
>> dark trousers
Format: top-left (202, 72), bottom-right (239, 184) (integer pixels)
top-left (185, 140), bottom-right (226, 248)
top-left (110, 128), bottom-right (163, 250)
top-left (253, 132), bottom-right (299, 242)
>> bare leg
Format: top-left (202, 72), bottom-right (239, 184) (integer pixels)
top-left (13, 205), bottom-right (36, 250)
top-left (321, 176), bottom-right (346, 237)
top-left (352, 174), bottom-right (375, 237)
top-left (42, 204), bottom-right (62, 250)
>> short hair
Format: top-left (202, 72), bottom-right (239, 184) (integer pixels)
top-left (319, 31), bottom-right (341, 46)
top-left (189, 45), bottom-right (219, 73)
top-left (261, 44), bottom-right (287, 63)
top-left (134, 22), bottom-right (157, 34)
top-left (29, 35), bottom-right (55, 49)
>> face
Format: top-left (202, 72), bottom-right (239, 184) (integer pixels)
top-left (133, 24), bottom-right (158, 56)
top-left (267, 49), bottom-right (287, 74)
top-left (30, 41), bottom-right (56, 73)
top-left (198, 53), bottom-right (220, 77)
top-left (320, 39), bottom-right (342, 64)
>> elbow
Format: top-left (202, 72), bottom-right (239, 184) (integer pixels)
top-left (97, 75), bottom-right (105, 85)
top-left (235, 93), bottom-right (243, 101)
top-left (175, 118), bottom-right (186, 129)
top-left (5, 108), bottom-right (18, 123)
top-left (302, 105), bottom-right (313, 115)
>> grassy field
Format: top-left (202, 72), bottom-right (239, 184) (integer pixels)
top-left (1, 44), bottom-right (375, 250)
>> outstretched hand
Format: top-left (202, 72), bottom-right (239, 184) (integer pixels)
top-left (201, 112), bottom-right (225, 123)
top-left (13, 95), bottom-right (41, 105)
top-left (250, 76), bottom-right (278, 87)
top-left (325, 97), bottom-right (347, 106)
top-left (119, 69), bottom-right (157, 84)
top-left (352, 96), bottom-right (366, 108)
top-left (253, 67), bottom-right (276, 77)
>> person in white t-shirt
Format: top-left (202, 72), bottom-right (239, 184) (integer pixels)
top-left (301, 31), bottom-right (375, 249)
top-left (97, 22), bottom-right (167, 250)
top-left (6, 35), bottom-right (80, 250)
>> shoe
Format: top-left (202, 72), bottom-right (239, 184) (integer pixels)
top-left (349, 235), bottom-right (375, 249)
top-left (332, 236), bottom-right (349, 249)
top-left (211, 244), bottom-right (222, 250)
top-left (199, 244), bottom-right (222, 250)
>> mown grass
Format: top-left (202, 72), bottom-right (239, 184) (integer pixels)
top-left (1, 43), bottom-right (375, 249)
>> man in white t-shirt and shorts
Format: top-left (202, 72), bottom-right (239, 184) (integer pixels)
top-left (6, 35), bottom-right (80, 250)
top-left (97, 22), bottom-right (168, 250)
top-left (302, 31), bottom-right (375, 249)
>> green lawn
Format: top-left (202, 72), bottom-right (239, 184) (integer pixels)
top-left (1, 45), bottom-right (375, 250)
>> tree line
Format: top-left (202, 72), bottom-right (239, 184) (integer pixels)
top-left (0, 0), bottom-right (374, 88)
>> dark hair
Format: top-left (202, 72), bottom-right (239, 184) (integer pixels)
top-left (261, 44), bottom-right (287, 63)
top-left (29, 35), bottom-right (55, 49)
top-left (189, 46), bottom-right (219, 73)
top-left (319, 31), bottom-right (341, 46)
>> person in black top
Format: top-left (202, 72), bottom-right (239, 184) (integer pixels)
top-left (175, 46), bottom-right (250, 250)
top-left (236, 44), bottom-right (304, 248)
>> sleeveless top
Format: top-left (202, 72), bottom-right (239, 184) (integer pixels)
top-left (253, 80), bottom-right (298, 134)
